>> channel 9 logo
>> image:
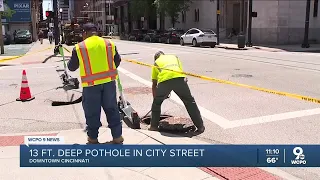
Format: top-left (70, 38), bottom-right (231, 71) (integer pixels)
top-left (291, 147), bottom-right (307, 165)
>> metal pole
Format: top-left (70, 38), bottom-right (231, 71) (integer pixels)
top-left (246, 0), bottom-right (253, 47)
top-left (60, 11), bottom-right (63, 42)
top-left (240, 0), bottom-right (245, 33)
top-left (0, 14), bottom-right (4, 54)
top-left (302, 0), bottom-right (311, 48)
top-left (216, 0), bottom-right (220, 45)
top-left (53, 0), bottom-right (60, 45)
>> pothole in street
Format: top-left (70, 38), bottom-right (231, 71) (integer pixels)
top-left (231, 74), bottom-right (253, 78)
top-left (234, 69), bottom-right (240, 70)
top-left (141, 115), bottom-right (196, 133)
top-left (123, 87), bottom-right (152, 94)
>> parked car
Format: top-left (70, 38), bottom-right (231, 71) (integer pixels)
top-left (143, 30), bottom-right (162, 42)
top-left (14, 30), bottom-right (32, 44)
top-left (128, 29), bottom-right (148, 41)
top-left (180, 28), bottom-right (217, 48)
top-left (159, 28), bottom-right (185, 44)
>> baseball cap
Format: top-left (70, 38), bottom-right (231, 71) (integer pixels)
top-left (154, 51), bottom-right (164, 61)
top-left (83, 23), bottom-right (97, 32)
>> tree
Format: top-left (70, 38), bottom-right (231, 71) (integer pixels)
top-left (1, 0), bottom-right (16, 19)
top-left (154, 0), bottom-right (192, 27)
top-left (129, 0), bottom-right (156, 21)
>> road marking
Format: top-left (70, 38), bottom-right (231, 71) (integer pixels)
top-left (228, 108), bottom-right (320, 129)
top-left (117, 67), bottom-right (233, 129)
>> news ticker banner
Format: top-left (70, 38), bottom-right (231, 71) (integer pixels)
top-left (20, 137), bottom-right (319, 167)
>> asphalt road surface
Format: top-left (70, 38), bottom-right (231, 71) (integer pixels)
top-left (0, 39), bottom-right (319, 179)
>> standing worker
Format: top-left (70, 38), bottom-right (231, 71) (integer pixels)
top-left (149, 51), bottom-right (205, 133)
top-left (68, 23), bottom-right (123, 144)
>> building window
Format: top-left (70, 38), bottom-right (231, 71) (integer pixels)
top-left (194, 9), bottom-right (199, 22)
top-left (314, 0), bottom-right (318, 17)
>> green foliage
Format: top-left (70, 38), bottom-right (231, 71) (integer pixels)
top-left (1, 0), bottom-right (16, 18)
top-left (129, 0), bottom-right (156, 20)
top-left (154, 0), bottom-right (192, 27)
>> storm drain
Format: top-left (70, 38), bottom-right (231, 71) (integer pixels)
top-left (141, 115), bottom-right (196, 133)
top-left (123, 87), bottom-right (152, 94)
top-left (231, 74), bottom-right (253, 78)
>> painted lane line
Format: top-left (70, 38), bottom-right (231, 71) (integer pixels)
top-left (228, 108), bottom-right (320, 129)
top-left (117, 67), bottom-right (233, 129)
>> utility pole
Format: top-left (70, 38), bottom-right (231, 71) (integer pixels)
top-left (53, 0), bottom-right (60, 45)
top-left (302, 0), bottom-right (311, 48)
top-left (246, 0), bottom-right (253, 47)
top-left (216, 0), bottom-right (220, 45)
top-left (240, 0), bottom-right (245, 33)
top-left (0, 14), bottom-right (4, 54)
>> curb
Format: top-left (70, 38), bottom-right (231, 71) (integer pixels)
top-left (216, 46), bottom-right (248, 50)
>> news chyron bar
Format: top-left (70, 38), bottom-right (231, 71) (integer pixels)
top-left (21, 136), bottom-right (319, 167)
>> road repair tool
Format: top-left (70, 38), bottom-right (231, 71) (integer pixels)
top-left (117, 73), bottom-right (141, 129)
top-left (58, 44), bottom-right (79, 90)
top-left (51, 45), bottom-right (81, 106)
top-left (16, 70), bottom-right (35, 102)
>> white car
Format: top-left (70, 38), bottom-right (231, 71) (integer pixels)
top-left (180, 28), bottom-right (217, 48)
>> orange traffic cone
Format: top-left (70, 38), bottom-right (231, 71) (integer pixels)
top-left (16, 70), bottom-right (35, 102)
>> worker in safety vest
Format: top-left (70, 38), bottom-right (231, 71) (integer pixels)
top-left (68, 23), bottom-right (123, 144)
top-left (149, 51), bottom-right (205, 133)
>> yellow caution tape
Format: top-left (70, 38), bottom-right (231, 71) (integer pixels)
top-left (125, 59), bottom-right (320, 104)
top-left (0, 46), bottom-right (54, 63)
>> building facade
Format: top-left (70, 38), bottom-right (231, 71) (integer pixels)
top-left (58, 0), bottom-right (70, 22)
top-left (113, 0), bottom-right (320, 45)
top-left (2, 0), bottom-right (41, 42)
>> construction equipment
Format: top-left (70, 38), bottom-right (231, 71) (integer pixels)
top-left (117, 73), bottom-right (141, 129)
top-left (62, 23), bottom-right (83, 45)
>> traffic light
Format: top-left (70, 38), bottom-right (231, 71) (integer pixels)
top-left (46, 11), bottom-right (54, 18)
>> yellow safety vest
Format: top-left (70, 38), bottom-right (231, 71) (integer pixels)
top-left (75, 36), bottom-right (118, 87)
top-left (154, 54), bottom-right (186, 83)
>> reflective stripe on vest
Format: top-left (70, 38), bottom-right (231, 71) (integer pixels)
top-left (78, 39), bottom-right (117, 86)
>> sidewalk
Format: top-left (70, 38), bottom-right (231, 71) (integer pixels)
top-left (216, 42), bottom-right (320, 52)
top-left (0, 127), bottom-right (285, 180)
top-left (0, 40), bottom-right (55, 65)
top-left (0, 128), bottom-right (217, 180)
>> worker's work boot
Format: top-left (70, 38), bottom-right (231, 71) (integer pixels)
top-left (104, 136), bottom-right (124, 144)
top-left (86, 137), bottom-right (99, 144)
top-left (148, 126), bottom-right (159, 131)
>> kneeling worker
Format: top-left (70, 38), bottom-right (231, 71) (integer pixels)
top-left (149, 51), bottom-right (205, 133)
top-left (68, 23), bottom-right (123, 144)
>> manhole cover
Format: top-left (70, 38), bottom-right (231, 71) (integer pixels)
top-left (123, 87), bottom-right (152, 94)
top-left (231, 74), bottom-right (253, 78)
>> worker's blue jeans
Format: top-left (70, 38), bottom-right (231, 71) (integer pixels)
top-left (82, 81), bottom-right (122, 140)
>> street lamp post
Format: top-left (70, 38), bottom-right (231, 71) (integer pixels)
top-left (60, 8), bottom-right (63, 43)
